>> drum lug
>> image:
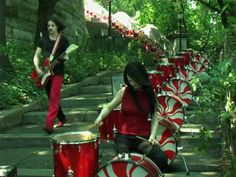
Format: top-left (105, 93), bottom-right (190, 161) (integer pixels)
top-left (94, 142), bottom-right (97, 149)
top-left (67, 167), bottom-right (74, 177)
top-left (77, 145), bottom-right (81, 152)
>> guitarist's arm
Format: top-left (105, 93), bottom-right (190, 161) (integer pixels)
top-left (33, 47), bottom-right (43, 75)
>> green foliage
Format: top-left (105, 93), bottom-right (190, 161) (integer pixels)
top-left (191, 59), bottom-right (236, 118)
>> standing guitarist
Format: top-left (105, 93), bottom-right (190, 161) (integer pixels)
top-left (33, 16), bottom-right (69, 134)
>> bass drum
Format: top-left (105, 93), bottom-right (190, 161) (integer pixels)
top-left (95, 153), bottom-right (163, 177)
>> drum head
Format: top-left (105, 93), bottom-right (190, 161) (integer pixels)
top-left (51, 131), bottom-right (98, 144)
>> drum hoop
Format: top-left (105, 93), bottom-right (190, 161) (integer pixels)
top-left (157, 63), bottom-right (175, 66)
top-left (168, 56), bottom-right (184, 59)
top-left (51, 131), bottom-right (98, 144)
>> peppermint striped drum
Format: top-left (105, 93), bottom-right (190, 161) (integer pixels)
top-left (187, 61), bottom-right (205, 73)
top-left (175, 67), bottom-right (196, 82)
top-left (161, 78), bottom-right (192, 106)
top-left (194, 54), bottom-right (209, 67)
top-left (156, 123), bottom-right (177, 166)
top-left (95, 153), bottom-right (163, 177)
top-left (156, 94), bottom-right (184, 132)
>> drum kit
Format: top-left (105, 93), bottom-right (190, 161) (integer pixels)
top-left (50, 49), bottom-right (209, 177)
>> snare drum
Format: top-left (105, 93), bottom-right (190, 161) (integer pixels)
top-left (95, 153), bottom-right (163, 177)
top-left (161, 78), bottom-right (192, 106)
top-left (99, 109), bottom-right (121, 141)
top-left (52, 131), bottom-right (99, 177)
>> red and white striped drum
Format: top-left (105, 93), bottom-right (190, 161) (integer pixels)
top-left (99, 109), bottom-right (121, 141)
top-left (194, 54), bottom-right (209, 66)
top-left (156, 123), bottom-right (177, 166)
top-left (156, 62), bottom-right (175, 82)
top-left (168, 56), bottom-right (185, 70)
top-left (52, 131), bottom-right (99, 177)
top-left (95, 153), bottom-right (163, 177)
top-left (161, 78), bottom-right (192, 106)
top-left (175, 68), bottom-right (196, 82)
top-left (156, 94), bottom-right (184, 132)
top-left (148, 70), bottom-right (163, 93)
top-left (188, 61), bottom-right (205, 73)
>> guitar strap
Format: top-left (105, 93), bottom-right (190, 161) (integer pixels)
top-left (49, 34), bottom-right (62, 62)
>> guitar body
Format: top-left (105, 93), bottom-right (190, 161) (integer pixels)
top-left (31, 44), bottom-right (78, 89)
top-left (31, 58), bottom-right (53, 89)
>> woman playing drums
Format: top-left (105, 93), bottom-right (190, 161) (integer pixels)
top-left (95, 61), bottom-right (168, 172)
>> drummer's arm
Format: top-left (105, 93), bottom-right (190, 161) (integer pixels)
top-left (95, 87), bottom-right (125, 125)
top-left (149, 111), bottom-right (162, 145)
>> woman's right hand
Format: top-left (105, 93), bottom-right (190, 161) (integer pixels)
top-left (35, 67), bottom-right (43, 76)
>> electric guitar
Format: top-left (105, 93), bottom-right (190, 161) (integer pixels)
top-left (31, 44), bottom-right (78, 89)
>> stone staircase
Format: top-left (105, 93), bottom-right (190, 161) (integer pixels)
top-left (0, 71), bottom-right (223, 177)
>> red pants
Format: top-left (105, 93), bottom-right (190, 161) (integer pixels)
top-left (45, 75), bottom-right (64, 129)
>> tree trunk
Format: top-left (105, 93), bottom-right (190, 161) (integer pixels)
top-left (0, 0), bottom-right (11, 76)
top-left (34, 0), bottom-right (60, 45)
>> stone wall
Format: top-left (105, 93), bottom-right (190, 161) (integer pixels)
top-left (5, 0), bottom-right (88, 46)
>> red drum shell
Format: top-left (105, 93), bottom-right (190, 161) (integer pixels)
top-left (95, 153), bottom-right (163, 177)
top-left (179, 52), bottom-right (191, 65)
top-left (156, 63), bottom-right (175, 82)
top-left (52, 132), bottom-right (99, 177)
top-left (99, 109), bottom-right (121, 141)
top-left (148, 70), bottom-right (163, 93)
top-left (168, 56), bottom-right (185, 69)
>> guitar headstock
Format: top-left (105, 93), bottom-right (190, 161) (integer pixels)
top-left (65, 44), bottom-right (79, 54)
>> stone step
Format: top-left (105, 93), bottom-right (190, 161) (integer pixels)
top-left (60, 93), bottom-right (112, 108)
top-left (78, 85), bottom-right (112, 94)
top-left (22, 107), bottom-right (99, 124)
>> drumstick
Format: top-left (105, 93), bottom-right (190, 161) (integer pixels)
top-left (136, 136), bottom-right (161, 146)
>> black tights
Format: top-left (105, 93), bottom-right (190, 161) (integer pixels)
top-left (114, 133), bottom-right (168, 172)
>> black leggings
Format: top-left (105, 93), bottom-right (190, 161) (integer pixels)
top-left (114, 133), bottom-right (168, 172)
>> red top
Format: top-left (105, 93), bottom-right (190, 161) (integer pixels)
top-left (118, 87), bottom-right (151, 136)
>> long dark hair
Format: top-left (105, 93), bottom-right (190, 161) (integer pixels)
top-left (123, 62), bottom-right (157, 115)
top-left (46, 15), bottom-right (65, 33)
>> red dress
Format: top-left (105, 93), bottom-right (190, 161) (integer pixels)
top-left (119, 87), bottom-right (151, 136)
